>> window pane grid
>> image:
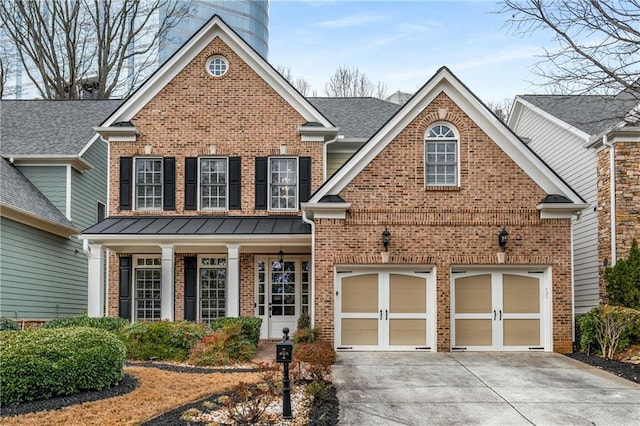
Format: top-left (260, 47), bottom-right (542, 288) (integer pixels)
top-left (271, 260), bottom-right (296, 316)
top-left (135, 268), bottom-right (161, 321)
top-left (136, 158), bottom-right (162, 210)
top-left (201, 268), bottom-right (226, 322)
top-left (270, 158), bottom-right (297, 210)
top-left (425, 126), bottom-right (458, 186)
top-left (200, 158), bottom-right (227, 210)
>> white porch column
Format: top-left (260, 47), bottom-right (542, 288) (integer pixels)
top-left (87, 244), bottom-right (104, 317)
top-left (160, 244), bottom-right (175, 320)
top-left (227, 244), bottom-right (240, 317)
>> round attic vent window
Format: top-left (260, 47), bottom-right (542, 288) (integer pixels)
top-left (206, 56), bottom-right (228, 77)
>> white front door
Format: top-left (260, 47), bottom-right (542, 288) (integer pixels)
top-left (335, 270), bottom-right (435, 351)
top-left (255, 257), bottom-right (310, 339)
top-left (451, 271), bottom-right (549, 351)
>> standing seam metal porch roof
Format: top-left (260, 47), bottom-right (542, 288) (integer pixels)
top-left (82, 216), bottom-right (311, 235)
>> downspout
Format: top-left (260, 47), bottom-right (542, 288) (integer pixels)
top-left (323, 135), bottom-right (339, 182)
top-left (603, 135), bottom-right (616, 265)
top-left (301, 207), bottom-right (316, 329)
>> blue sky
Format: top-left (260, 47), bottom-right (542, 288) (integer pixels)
top-left (268, 0), bottom-right (553, 103)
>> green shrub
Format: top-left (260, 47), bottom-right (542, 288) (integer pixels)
top-left (294, 340), bottom-right (335, 380)
top-left (604, 239), bottom-right (640, 309)
top-left (120, 321), bottom-right (208, 361)
top-left (0, 317), bottom-right (19, 331)
top-left (188, 322), bottom-right (257, 366)
top-left (293, 327), bottom-right (321, 343)
top-left (209, 317), bottom-right (262, 345)
top-left (0, 327), bottom-right (126, 405)
top-left (297, 311), bottom-right (311, 330)
top-left (43, 314), bottom-right (129, 332)
top-left (577, 305), bottom-right (640, 359)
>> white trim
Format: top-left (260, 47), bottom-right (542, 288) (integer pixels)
top-left (160, 245), bottom-right (175, 321)
top-left (508, 97), bottom-right (591, 141)
top-left (133, 157), bottom-right (163, 211)
top-left (301, 202), bottom-right (351, 220)
top-left (310, 68), bottom-right (585, 205)
top-left (424, 122), bottom-right (460, 187)
top-left (87, 244), bottom-right (105, 317)
top-left (198, 157), bottom-right (229, 211)
top-left (65, 165), bottom-right (72, 220)
top-left (93, 125), bottom-right (138, 143)
top-left (0, 203), bottom-right (78, 238)
top-left (536, 202), bottom-right (590, 219)
top-left (5, 155), bottom-right (93, 172)
top-left (268, 157), bottom-right (299, 212)
top-left (226, 245), bottom-right (240, 317)
top-left (78, 134), bottom-right (101, 157)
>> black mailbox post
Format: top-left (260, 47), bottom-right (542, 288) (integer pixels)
top-left (276, 327), bottom-right (293, 419)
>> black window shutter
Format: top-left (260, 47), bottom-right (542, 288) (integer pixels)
top-left (184, 157), bottom-right (198, 210)
top-left (299, 156), bottom-right (312, 205)
top-left (163, 157), bottom-right (176, 210)
top-left (255, 157), bottom-right (268, 210)
top-left (119, 157), bottom-right (133, 210)
top-left (118, 256), bottom-right (132, 320)
top-left (184, 256), bottom-right (197, 321)
top-left (229, 157), bottom-right (241, 210)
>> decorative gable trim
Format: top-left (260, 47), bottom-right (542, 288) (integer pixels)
top-left (98, 16), bottom-right (333, 130)
top-left (309, 67), bottom-right (586, 207)
top-left (537, 202), bottom-right (589, 219)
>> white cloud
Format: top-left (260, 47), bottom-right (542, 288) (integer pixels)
top-left (314, 13), bottom-right (388, 28)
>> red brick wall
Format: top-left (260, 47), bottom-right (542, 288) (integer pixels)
top-left (314, 93), bottom-right (574, 353)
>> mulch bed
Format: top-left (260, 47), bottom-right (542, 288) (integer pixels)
top-left (565, 352), bottom-right (639, 384)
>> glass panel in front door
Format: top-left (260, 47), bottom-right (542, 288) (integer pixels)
top-left (271, 260), bottom-right (296, 316)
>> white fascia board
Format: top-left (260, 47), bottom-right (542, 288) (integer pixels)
top-left (513, 97), bottom-right (591, 141)
top-left (311, 68), bottom-right (585, 205)
top-left (298, 125), bottom-right (340, 142)
top-left (78, 233), bottom-right (311, 247)
top-left (7, 155), bottom-right (93, 172)
top-left (93, 126), bottom-right (138, 142)
top-left (101, 17), bottom-right (332, 128)
top-left (1, 203), bottom-right (78, 238)
top-left (78, 134), bottom-right (103, 157)
top-left (301, 202), bottom-right (351, 220)
top-left (537, 202), bottom-right (590, 219)
top-left (587, 126), bottom-right (640, 148)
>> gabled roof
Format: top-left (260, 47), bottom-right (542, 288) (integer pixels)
top-left (515, 95), bottom-right (637, 136)
top-left (99, 15), bottom-right (333, 129)
top-left (308, 97), bottom-right (401, 139)
top-left (308, 66), bottom-right (586, 206)
top-left (0, 100), bottom-right (122, 156)
top-left (0, 158), bottom-right (77, 237)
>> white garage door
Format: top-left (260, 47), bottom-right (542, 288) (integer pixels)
top-left (335, 270), bottom-right (436, 351)
top-left (451, 270), bottom-right (551, 351)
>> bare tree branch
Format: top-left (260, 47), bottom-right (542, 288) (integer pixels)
top-left (276, 65), bottom-right (312, 96)
top-left (323, 65), bottom-right (388, 99)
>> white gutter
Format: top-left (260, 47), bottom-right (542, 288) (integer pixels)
top-left (603, 134), bottom-right (617, 265)
top-left (301, 207), bottom-right (316, 329)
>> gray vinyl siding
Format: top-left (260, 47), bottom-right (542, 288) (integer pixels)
top-left (72, 139), bottom-right (108, 229)
top-left (327, 152), bottom-right (355, 178)
top-left (512, 106), bottom-right (599, 313)
top-left (18, 166), bottom-right (67, 216)
top-left (0, 218), bottom-right (87, 320)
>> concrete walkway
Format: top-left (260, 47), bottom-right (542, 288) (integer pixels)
top-left (332, 352), bottom-right (640, 425)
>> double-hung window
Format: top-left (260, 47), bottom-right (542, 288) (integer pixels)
top-left (270, 157), bottom-right (298, 210)
top-left (135, 158), bottom-right (162, 210)
top-left (425, 124), bottom-right (458, 186)
top-left (200, 158), bottom-right (228, 210)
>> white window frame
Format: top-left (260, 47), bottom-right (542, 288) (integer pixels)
top-left (198, 255), bottom-right (228, 322)
top-left (134, 157), bottom-right (163, 210)
top-left (133, 256), bottom-right (162, 322)
top-left (269, 157), bottom-right (299, 211)
top-left (199, 157), bottom-right (229, 211)
top-left (206, 55), bottom-right (228, 77)
top-left (425, 123), bottom-right (459, 187)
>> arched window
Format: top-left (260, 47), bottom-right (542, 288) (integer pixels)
top-left (425, 123), bottom-right (458, 186)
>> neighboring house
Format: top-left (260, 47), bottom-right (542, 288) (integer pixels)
top-left (80, 16), bottom-right (587, 353)
top-left (508, 92), bottom-right (640, 314)
top-left (0, 100), bottom-right (120, 322)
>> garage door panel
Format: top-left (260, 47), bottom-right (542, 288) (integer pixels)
top-left (341, 318), bottom-right (379, 345)
top-left (389, 319), bottom-right (427, 346)
top-left (455, 319), bottom-right (493, 346)
top-left (454, 274), bottom-right (492, 313)
top-left (503, 274), bottom-right (540, 314)
top-left (504, 319), bottom-right (540, 346)
top-left (342, 274), bottom-right (378, 313)
top-left (389, 274), bottom-right (426, 313)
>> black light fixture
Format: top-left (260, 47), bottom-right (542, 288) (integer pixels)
top-left (498, 226), bottom-right (509, 252)
top-left (382, 227), bottom-right (391, 252)
top-left (278, 248), bottom-right (284, 264)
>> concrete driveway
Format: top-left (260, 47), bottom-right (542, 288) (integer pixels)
top-left (332, 352), bottom-right (640, 425)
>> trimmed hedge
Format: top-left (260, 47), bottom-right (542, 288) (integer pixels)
top-left (209, 317), bottom-right (262, 345)
top-left (43, 314), bottom-right (129, 332)
top-left (0, 317), bottom-right (19, 331)
top-left (120, 321), bottom-right (208, 361)
top-left (0, 327), bottom-right (126, 406)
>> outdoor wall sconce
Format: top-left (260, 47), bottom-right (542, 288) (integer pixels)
top-left (278, 249), bottom-right (285, 264)
top-left (498, 227), bottom-right (509, 252)
top-left (382, 227), bottom-right (391, 252)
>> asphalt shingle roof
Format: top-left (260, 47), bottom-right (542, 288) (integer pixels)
top-left (0, 158), bottom-right (74, 228)
top-left (0, 100), bottom-right (122, 156)
top-left (519, 94), bottom-right (638, 136)
top-left (308, 97), bottom-right (401, 139)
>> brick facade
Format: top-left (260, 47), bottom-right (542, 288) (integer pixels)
top-left (313, 93), bottom-right (574, 353)
top-left (596, 142), bottom-right (640, 300)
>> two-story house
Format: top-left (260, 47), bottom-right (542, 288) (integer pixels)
top-left (80, 16), bottom-right (587, 353)
top-left (0, 100), bottom-right (120, 323)
top-left (508, 91), bottom-right (640, 313)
